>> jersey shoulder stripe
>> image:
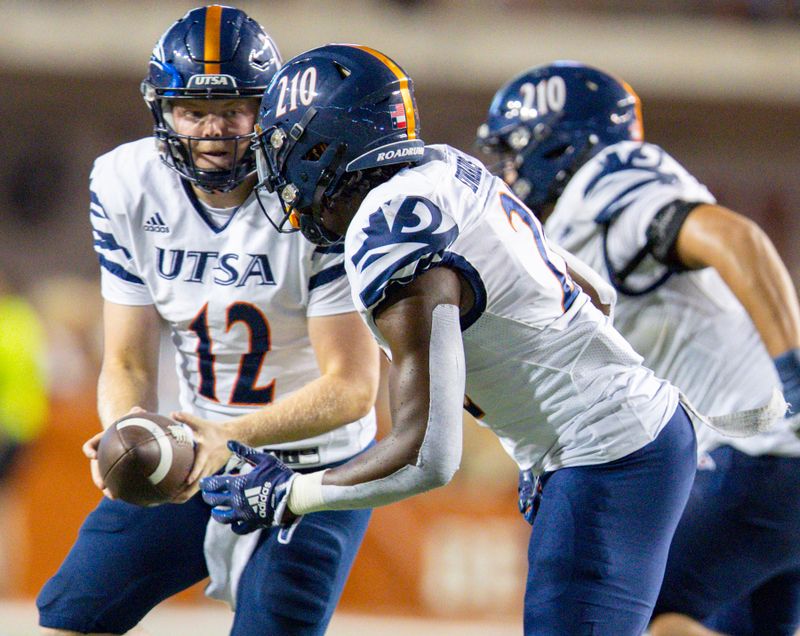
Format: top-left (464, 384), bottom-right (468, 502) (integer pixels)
top-left (92, 227), bottom-right (131, 259)
top-left (97, 254), bottom-right (145, 285)
top-left (308, 263), bottom-right (346, 292)
top-left (90, 189), bottom-right (108, 219)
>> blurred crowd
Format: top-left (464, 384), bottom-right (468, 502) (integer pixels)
top-left (391, 0), bottom-right (800, 21)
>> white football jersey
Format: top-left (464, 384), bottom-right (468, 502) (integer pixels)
top-left (90, 138), bottom-right (375, 466)
top-left (545, 140), bottom-right (800, 457)
top-left (344, 145), bottom-right (679, 474)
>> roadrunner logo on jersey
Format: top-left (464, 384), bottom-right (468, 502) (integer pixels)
top-left (144, 212), bottom-right (170, 233)
top-left (352, 195), bottom-right (459, 308)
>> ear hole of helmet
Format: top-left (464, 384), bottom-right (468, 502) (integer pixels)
top-left (332, 62), bottom-right (351, 79)
top-left (322, 164), bottom-right (406, 215)
top-left (303, 143), bottom-right (329, 162)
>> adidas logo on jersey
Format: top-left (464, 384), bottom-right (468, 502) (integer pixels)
top-left (144, 213), bottom-right (170, 233)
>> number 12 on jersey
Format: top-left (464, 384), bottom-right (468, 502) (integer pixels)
top-left (188, 302), bottom-right (275, 405)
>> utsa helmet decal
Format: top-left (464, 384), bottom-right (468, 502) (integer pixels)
top-left (141, 5), bottom-right (281, 192)
top-left (254, 44), bottom-right (424, 245)
top-left (477, 61), bottom-right (643, 213)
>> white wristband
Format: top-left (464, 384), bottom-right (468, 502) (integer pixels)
top-left (287, 470), bottom-right (327, 515)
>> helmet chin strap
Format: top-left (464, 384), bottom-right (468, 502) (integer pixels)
top-left (298, 214), bottom-right (342, 246)
top-left (297, 143), bottom-right (350, 246)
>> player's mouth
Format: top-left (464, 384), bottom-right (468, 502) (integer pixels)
top-left (195, 149), bottom-right (234, 170)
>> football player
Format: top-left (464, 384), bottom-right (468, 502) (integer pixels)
top-left (36, 7), bottom-right (380, 636)
top-left (478, 61), bottom-right (800, 635)
top-left (198, 44), bottom-right (709, 635)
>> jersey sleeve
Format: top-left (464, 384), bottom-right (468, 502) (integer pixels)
top-left (89, 161), bottom-right (153, 306)
top-left (306, 243), bottom-right (356, 317)
top-left (591, 143), bottom-right (716, 285)
top-left (346, 193), bottom-right (460, 315)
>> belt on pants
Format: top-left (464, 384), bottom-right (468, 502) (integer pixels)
top-left (265, 447), bottom-right (321, 466)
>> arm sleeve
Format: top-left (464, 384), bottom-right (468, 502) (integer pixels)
top-left (289, 304), bottom-right (465, 512)
top-left (645, 200), bottom-right (703, 268)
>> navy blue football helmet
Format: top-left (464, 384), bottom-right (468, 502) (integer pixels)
top-left (477, 61), bottom-right (642, 213)
top-left (254, 44), bottom-right (424, 245)
top-left (141, 5), bottom-right (281, 192)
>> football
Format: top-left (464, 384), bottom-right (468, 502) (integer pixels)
top-left (96, 412), bottom-right (196, 506)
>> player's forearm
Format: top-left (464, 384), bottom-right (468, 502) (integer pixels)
top-left (712, 221), bottom-right (800, 357)
top-left (288, 304), bottom-right (465, 514)
top-left (96, 360), bottom-right (158, 429)
top-left (223, 372), bottom-right (376, 447)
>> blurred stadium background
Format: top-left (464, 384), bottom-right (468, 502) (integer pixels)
top-left (0, 1), bottom-right (798, 634)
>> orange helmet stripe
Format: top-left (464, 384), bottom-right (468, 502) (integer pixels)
top-left (204, 5), bottom-right (222, 74)
top-left (622, 80), bottom-right (644, 140)
top-left (351, 45), bottom-right (416, 140)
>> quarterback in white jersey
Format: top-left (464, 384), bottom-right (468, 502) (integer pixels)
top-left (480, 61), bottom-right (800, 635)
top-left (90, 138), bottom-right (375, 464)
top-left (200, 45), bottom-right (699, 635)
top-left (37, 8), bottom-right (379, 636)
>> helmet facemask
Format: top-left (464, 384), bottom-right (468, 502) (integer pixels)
top-left (254, 44), bottom-right (426, 245)
top-left (254, 111), bottom-right (349, 245)
top-left (143, 89), bottom-right (261, 193)
top-left (141, 6), bottom-right (282, 192)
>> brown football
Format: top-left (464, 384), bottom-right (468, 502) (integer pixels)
top-left (96, 412), bottom-right (196, 506)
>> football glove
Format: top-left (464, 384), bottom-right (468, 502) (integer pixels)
top-left (201, 441), bottom-right (298, 536)
top-left (518, 468), bottom-right (542, 526)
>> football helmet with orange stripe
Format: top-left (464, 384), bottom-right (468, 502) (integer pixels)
top-left (254, 44), bottom-right (424, 245)
top-left (141, 6), bottom-right (281, 192)
top-left (477, 61), bottom-right (642, 215)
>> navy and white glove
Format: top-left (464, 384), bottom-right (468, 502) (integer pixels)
top-left (517, 469), bottom-right (541, 526)
top-left (200, 441), bottom-right (297, 536)
top-left (774, 348), bottom-right (800, 416)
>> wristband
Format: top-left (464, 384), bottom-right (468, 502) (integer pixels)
top-left (287, 469), bottom-right (327, 515)
top-left (774, 348), bottom-right (800, 415)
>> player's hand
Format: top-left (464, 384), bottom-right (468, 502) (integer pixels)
top-left (85, 406), bottom-right (148, 497)
top-left (82, 430), bottom-right (110, 494)
top-left (200, 441), bottom-right (298, 535)
top-left (170, 411), bottom-right (234, 502)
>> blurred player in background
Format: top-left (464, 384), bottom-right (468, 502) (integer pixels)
top-left (36, 6), bottom-right (379, 636)
top-left (0, 270), bottom-right (48, 595)
top-left (478, 60), bottom-right (800, 635)
top-left (196, 43), bottom-right (713, 635)
top-left (0, 271), bottom-right (48, 482)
